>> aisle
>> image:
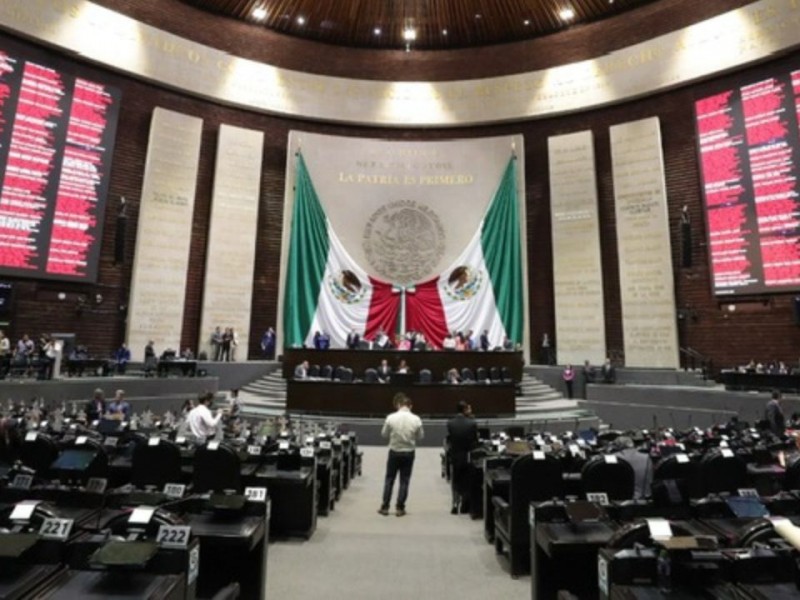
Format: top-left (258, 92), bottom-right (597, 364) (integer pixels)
top-left (265, 446), bottom-right (529, 599)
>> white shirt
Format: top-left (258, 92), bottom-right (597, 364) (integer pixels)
top-left (381, 407), bottom-right (423, 452)
top-left (188, 403), bottom-right (221, 442)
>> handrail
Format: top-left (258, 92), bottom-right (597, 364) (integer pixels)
top-left (679, 347), bottom-right (713, 380)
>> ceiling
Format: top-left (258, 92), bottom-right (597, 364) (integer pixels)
top-left (180, 0), bottom-right (660, 51)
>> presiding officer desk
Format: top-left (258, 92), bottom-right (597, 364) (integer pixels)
top-left (282, 348), bottom-right (524, 381)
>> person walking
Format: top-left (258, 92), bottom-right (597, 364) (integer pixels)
top-left (446, 400), bottom-right (478, 514)
top-left (379, 393), bottom-right (424, 517)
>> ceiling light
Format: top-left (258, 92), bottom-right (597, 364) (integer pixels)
top-left (373, 27), bottom-right (381, 35)
top-left (296, 15), bottom-right (306, 25)
top-left (251, 6), bottom-right (267, 21)
top-left (474, 13), bottom-right (483, 19)
top-left (402, 27), bottom-right (417, 42)
top-left (559, 7), bottom-right (575, 20)
top-left (523, 19), bottom-right (530, 26)
top-left (442, 29), bottom-right (448, 36)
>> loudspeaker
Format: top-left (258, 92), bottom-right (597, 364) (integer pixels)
top-left (680, 220), bottom-right (692, 268)
top-left (114, 213), bottom-right (127, 265)
top-left (793, 296), bottom-right (800, 326)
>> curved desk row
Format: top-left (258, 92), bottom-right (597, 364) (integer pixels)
top-left (287, 380), bottom-right (516, 418)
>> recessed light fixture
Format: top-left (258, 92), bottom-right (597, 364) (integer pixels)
top-left (442, 28), bottom-right (448, 36)
top-left (402, 27), bottom-right (417, 42)
top-left (373, 27), bottom-right (382, 35)
top-left (296, 15), bottom-right (306, 25)
top-left (474, 13), bottom-right (483, 19)
top-left (559, 7), bottom-right (575, 21)
top-left (523, 19), bottom-right (530, 26)
top-left (252, 5), bottom-right (267, 21)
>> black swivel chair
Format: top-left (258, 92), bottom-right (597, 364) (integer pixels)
top-left (783, 453), bottom-right (800, 491)
top-left (308, 364), bottom-right (320, 378)
top-left (193, 442), bottom-right (242, 493)
top-left (476, 367), bottom-right (488, 381)
top-left (460, 367), bottom-right (475, 382)
top-left (581, 454), bottom-right (635, 501)
top-left (698, 447), bottom-right (748, 496)
top-left (320, 364), bottom-right (334, 379)
top-left (364, 368), bottom-right (379, 383)
top-left (653, 453), bottom-right (702, 501)
top-left (340, 368), bottom-right (354, 383)
top-left (131, 438), bottom-right (183, 490)
top-left (20, 432), bottom-right (60, 477)
top-left (493, 453), bottom-right (564, 577)
top-left (501, 367), bottom-right (513, 382)
top-left (490, 367), bottom-right (501, 382)
top-left (419, 369), bottom-right (432, 383)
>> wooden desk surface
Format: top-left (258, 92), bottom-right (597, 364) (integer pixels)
top-left (286, 380), bottom-right (516, 418)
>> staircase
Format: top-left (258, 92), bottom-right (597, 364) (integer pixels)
top-left (239, 370), bottom-right (287, 416)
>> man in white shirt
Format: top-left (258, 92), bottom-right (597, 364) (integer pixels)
top-left (188, 392), bottom-right (224, 443)
top-left (379, 393), bottom-right (424, 517)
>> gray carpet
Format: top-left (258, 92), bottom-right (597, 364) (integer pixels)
top-left (265, 446), bottom-right (529, 599)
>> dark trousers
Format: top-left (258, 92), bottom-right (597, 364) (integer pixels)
top-left (450, 460), bottom-right (470, 508)
top-left (381, 450), bottom-right (415, 510)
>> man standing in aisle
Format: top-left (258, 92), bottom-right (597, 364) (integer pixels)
top-left (379, 393), bottom-right (424, 517)
top-left (446, 400), bottom-right (478, 514)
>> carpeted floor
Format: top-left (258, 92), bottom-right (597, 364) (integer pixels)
top-left (265, 446), bottom-right (529, 599)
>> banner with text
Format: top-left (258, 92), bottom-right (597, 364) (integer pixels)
top-left (199, 124), bottom-right (264, 361)
top-left (610, 117), bottom-right (679, 368)
top-left (127, 108), bottom-right (203, 361)
top-left (549, 131), bottom-right (607, 365)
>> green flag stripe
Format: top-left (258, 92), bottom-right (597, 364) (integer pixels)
top-left (283, 153), bottom-right (330, 348)
top-left (481, 157), bottom-right (523, 342)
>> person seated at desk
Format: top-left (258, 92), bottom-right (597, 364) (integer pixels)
top-left (114, 343), bottom-right (131, 374)
top-left (294, 360), bottom-right (310, 380)
top-left (446, 368), bottom-right (461, 385)
top-left (377, 359), bottom-right (392, 383)
top-left (396, 359), bottom-right (410, 374)
top-left (86, 388), bottom-right (106, 422)
top-left (107, 389), bottom-right (131, 421)
top-left (188, 392), bottom-right (225, 444)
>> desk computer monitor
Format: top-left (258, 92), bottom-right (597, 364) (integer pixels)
top-left (51, 448), bottom-right (97, 474)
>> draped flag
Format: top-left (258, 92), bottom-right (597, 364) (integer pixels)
top-left (406, 158), bottom-right (523, 348)
top-left (283, 153), bottom-right (398, 348)
top-left (284, 153), bottom-right (522, 350)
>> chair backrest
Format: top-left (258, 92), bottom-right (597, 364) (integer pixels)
top-left (334, 365), bottom-right (346, 380)
top-left (20, 433), bottom-right (60, 474)
top-left (508, 453), bottom-right (564, 542)
top-left (581, 454), bottom-right (635, 501)
top-left (419, 369), bottom-right (432, 383)
top-left (501, 366), bottom-right (513, 382)
top-left (460, 367), bottom-right (475, 381)
top-left (784, 453), bottom-right (800, 491)
top-left (193, 442), bottom-right (242, 493)
top-left (320, 364), bottom-right (334, 379)
top-left (698, 448), bottom-right (747, 495)
top-left (364, 368), bottom-right (378, 383)
top-left (341, 367), bottom-right (354, 383)
top-left (490, 367), bottom-right (501, 382)
top-left (653, 453), bottom-right (702, 499)
top-left (132, 438), bottom-right (183, 489)
top-left (308, 364), bottom-right (320, 377)
top-left (476, 367), bottom-right (488, 381)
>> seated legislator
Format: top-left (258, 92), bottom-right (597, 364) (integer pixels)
top-left (446, 368), bottom-right (461, 385)
top-left (294, 360), bottom-right (310, 380)
top-left (377, 359), bottom-right (392, 383)
top-left (107, 389), bottom-right (131, 421)
top-left (396, 359), bottom-right (410, 374)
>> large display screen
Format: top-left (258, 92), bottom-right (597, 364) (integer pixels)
top-left (0, 37), bottom-right (121, 282)
top-left (695, 68), bottom-right (800, 296)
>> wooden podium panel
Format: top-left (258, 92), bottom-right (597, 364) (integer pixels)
top-left (281, 349), bottom-right (523, 382)
top-left (286, 380), bottom-right (516, 418)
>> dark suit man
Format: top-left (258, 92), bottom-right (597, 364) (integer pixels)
top-left (479, 330), bottom-right (490, 352)
top-left (446, 400), bottom-right (479, 514)
top-left (377, 359), bottom-right (392, 383)
top-left (346, 330), bottom-right (360, 350)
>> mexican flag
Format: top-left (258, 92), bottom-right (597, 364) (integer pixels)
top-left (283, 153), bottom-right (523, 350)
top-left (406, 158), bottom-right (523, 349)
top-left (283, 154), bottom-right (398, 348)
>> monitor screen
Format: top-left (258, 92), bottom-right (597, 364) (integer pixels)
top-left (695, 65), bottom-right (800, 296)
top-left (51, 448), bottom-right (96, 472)
top-left (0, 36), bottom-right (121, 282)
